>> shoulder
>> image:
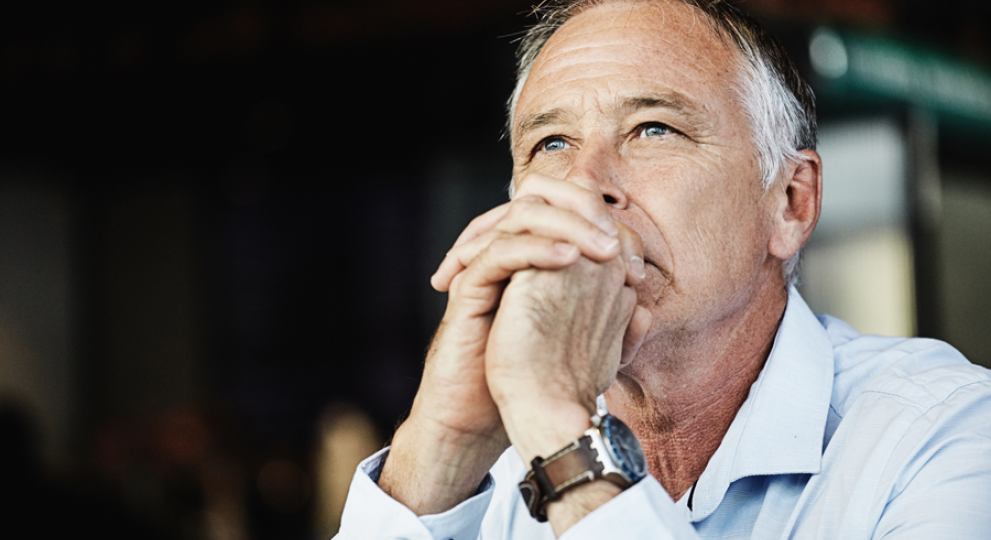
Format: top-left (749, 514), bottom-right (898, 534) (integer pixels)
top-left (819, 314), bottom-right (991, 418)
top-left (801, 317), bottom-right (991, 539)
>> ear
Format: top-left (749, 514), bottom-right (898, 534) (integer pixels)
top-left (767, 149), bottom-right (822, 261)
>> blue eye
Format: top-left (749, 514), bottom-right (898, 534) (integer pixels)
top-left (640, 123), bottom-right (671, 137)
top-left (542, 138), bottom-right (569, 152)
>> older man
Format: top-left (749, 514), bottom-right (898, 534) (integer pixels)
top-left (336, 1), bottom-right (991, 538)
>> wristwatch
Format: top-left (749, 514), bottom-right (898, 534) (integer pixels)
top-left (518, 414), bottom-right (647, 522)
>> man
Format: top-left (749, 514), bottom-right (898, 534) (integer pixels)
top-left (336, 1), bottom-right (991, 538)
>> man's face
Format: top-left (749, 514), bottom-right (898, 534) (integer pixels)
top-left (511, 1), bottom-right (783, 344)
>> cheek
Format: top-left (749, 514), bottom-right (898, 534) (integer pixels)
top-left (698, 200), bottom-right (768, 295)
top-left (653, 159), bottom-right (766, 281)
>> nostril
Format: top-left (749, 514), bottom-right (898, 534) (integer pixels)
top-left (603, 194), bottom-right (618, 205)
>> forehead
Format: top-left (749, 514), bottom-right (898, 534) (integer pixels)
top-left (516, 1), bottom-right (744, 127)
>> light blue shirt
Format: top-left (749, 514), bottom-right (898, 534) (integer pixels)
top-left (336, 288), bottom-right (991, 539)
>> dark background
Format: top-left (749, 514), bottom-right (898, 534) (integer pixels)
top-left (0, 1), bottom-right (988, 539)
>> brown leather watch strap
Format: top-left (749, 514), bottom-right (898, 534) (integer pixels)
top-left (543, 436), bottom-right (603, 490)
top-left (518, 435), bottom-right (604, 521)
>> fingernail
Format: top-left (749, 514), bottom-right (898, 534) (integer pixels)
top-left (630, 256), bottom-right (646, 279)
top-left (597, 216), bottom-right (619, 236)
top-left (596, 234), bottom-right (620, 252)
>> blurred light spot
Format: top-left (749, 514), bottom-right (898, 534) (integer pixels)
top-left (802, 228), bottom-right (915, 337)
top-left (201, 456), bottom-right (249, 540)
top-left (810, 28), bottom-right (848, 79)
top-left (313, 403), bottom-right (380, 538)
top-left (256, 459), bottom-right (311, 515)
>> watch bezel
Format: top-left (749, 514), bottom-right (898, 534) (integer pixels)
top-left (599, 414), bottom-right (647, 483)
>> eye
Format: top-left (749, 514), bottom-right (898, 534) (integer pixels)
top-left (638, 123), bottom-right (672, 138)
top-left (540, 137), bottom-right (571, 152)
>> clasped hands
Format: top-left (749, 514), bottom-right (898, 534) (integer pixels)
top-left (379, 174), bottom-right (652, 518)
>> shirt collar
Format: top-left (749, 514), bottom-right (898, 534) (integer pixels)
top-left (691, 287), bottom-right (835, 521)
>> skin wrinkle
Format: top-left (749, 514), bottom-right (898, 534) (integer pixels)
top-left (516, 69), bottom-right (733, 151)
top-left (620, 139), bottom-right (743, 310)
top-left (515, 91), bottom-right (713, 151)
top-left (513, 102), bottom-right (720, 171)
top-left (528, 21), bottom-right (744, 310)
top-left (581, 0), bottom-right (776, 170)
top-left (510, 0), bottom-right (810, 210)
top-left (378, 4), bottom-right (825, 514)
top-left (508, 1), bottom-right (818, 503)
top-left (521, 10), bottom-right (728, 105)
top-left (612, 294), bottom-right (778, 495)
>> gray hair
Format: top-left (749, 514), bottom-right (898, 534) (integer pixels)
top-left (507, 0), bottom-right (817, 286)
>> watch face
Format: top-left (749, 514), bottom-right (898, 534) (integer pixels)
top-left (602, 415), bottom-right (647, 481)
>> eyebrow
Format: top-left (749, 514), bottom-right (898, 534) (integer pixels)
top-left (619, 92), bottom-right (700, 118)
top-left (512, 90), bottom-right (709, 145)
top-left (513, 109), bottom-right (572, 142)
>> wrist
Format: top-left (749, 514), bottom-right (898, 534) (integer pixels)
top-left (500, 399), bottom-right (593, 466)
top-left (379, 416), bottom-right (507, 516)
top-left (516, 412), bottom-right (647, 528)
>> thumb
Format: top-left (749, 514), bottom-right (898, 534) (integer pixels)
top-left (620, 304), bottom-right (652, 367)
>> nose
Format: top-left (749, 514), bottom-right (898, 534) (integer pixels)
top-left (562, 141), bottom-right (629, 209)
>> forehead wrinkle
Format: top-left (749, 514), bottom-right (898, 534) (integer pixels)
top-left (551, 2), bottom-right (730, 65)
top-left (535, 28), bottom-right (727, 80)
top-left (515, 80), bottom-right (717, 144)
top-left (515, 2), bottom-right (748, 144)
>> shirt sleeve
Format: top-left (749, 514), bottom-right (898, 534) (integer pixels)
top-left (334, 447), bottom-right (496, 540)
top-left (556, 476), bottom-right (701, 540)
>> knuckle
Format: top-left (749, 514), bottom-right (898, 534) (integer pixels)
top-left (466, 212), bottom-right (490, 230)
top-left (486, 234), bottom-right (529, 263)
top-left (485, 236), bottom-right (510, 258)
top-left (448, 244), bottom-right (475, 266)
top-left (514, 173), bottom-right (549, 195)
top-left (508, 197), bottom-right (542, 216)
top-left (498, 202), bottom-right (531, 228)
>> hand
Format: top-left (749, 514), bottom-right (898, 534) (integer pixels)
top-left (380, 174), bottom-right (629, 514)
top-left (414, 175), bottom-right (629, 450)
top-left (482, 222), bottom-right (652, 537)
top-left (418, 175), bottom-right (644, 445)
top-left (483, 222), bottom-right (652, 467)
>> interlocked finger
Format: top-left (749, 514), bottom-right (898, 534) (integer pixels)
top-left (433, 200), bottom-right (623, 292)
top-left (494, 198), bottom-right (621, 257)
top-left (433, 225), bottom-right (588, 292)
top-left (513, 174), bottom-right (619, 236)
top-left (451, 235), bottom-right (582, 301)
top-left (432, 228), bottom-right (503, 292)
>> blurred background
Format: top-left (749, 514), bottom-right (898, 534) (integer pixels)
top-left (0, 0), bottom-right (988, 538)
